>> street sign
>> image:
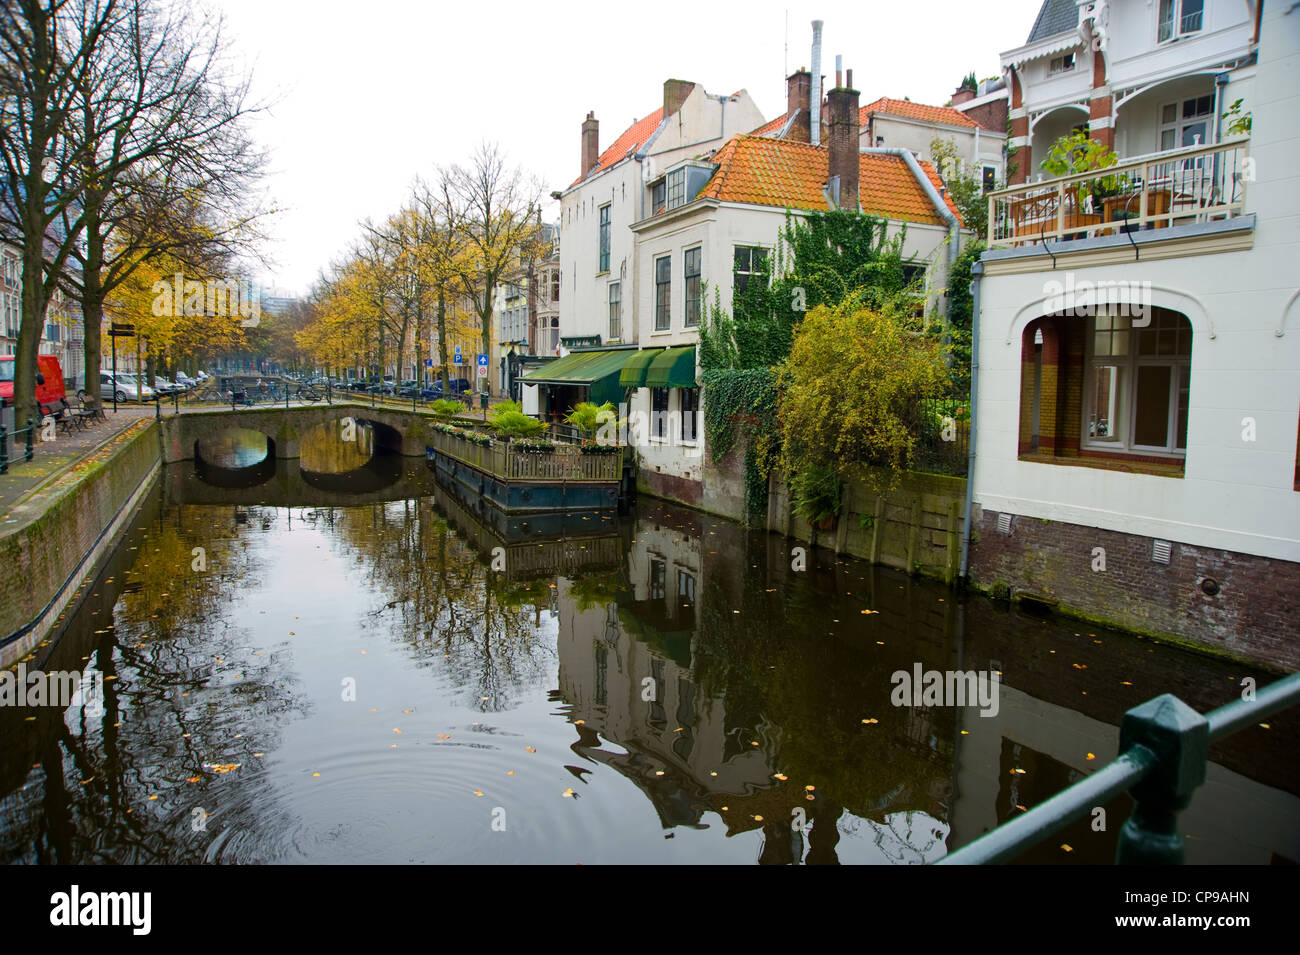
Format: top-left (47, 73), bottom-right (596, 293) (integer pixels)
top-left (476, 364), bottom-right (488, 377)
top-left (108, 326), bottom-right (135, 337)
top-left (424, 358), bottom-right (433, 368)
top-left (476, 354), bottom-right (489, 367)
top-left (453, 352), bottom-right (463, 365)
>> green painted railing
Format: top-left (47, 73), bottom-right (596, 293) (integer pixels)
top-left (939, 669), bottom-right (1300, 864)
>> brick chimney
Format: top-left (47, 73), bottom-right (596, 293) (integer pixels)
top-left (581, 112), bottom-right (599, 178)
top-left (826, 72), bottom-right (860, 211)
top-left (951, 84), bottom-right (976, 106)
top-left (663, 79), bottom-right (697, 117)
top-left (785, 69), bottom-right (812, 142)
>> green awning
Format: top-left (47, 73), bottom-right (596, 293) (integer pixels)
top-left (521, 348), bottom-right (638, 407)
top-left (619, 349), bottom-right (662, 388)
top-left (644, 346), bottom-right (697, 388)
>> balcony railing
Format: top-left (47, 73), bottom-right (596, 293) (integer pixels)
top-left (987, 136), bottom-right (1250, 249)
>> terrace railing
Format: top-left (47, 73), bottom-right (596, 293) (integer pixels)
top-left (430, 429), bottom-right (622, 483)
top-left (987, 136), bottom-right (1250, 249)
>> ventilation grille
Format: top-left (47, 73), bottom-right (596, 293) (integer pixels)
top-left (1152, 539), bottom-right (1172, 564)
top-left (997, 513), bottom-right (1013, 535)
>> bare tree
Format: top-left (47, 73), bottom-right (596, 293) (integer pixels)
top-left (443, 142), bottom-right (543, 395)
top-left (0, 0), bottom-right (128, 427)
top-left (59, 0), bottom-right (269, 400)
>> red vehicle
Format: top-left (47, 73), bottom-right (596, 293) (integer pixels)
top-left (0, 355), bottom-right (68, 418)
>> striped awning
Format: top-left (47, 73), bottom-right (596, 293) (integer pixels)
top-left (619, 349), bottom-right (662, 388)
top-left (644, 346), bottom-right (697, 388)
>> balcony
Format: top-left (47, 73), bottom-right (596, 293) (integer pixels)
top-left (987, 136), bottom-right (1250, 249)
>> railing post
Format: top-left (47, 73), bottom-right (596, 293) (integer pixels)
top-left (24, 417), bottom-right (34, 462)
top-left (0, 423), bottom-right (7, 474)
top-left (1114, 693), bottom-right (1208, 865)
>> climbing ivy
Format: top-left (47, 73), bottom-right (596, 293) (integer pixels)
top-left (697, 208), bottom-right (922, 524)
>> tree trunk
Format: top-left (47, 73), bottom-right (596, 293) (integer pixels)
top-left (15, 234), bottom-right (48, 429)
top-left (437, 287), bottom-right (449, 390)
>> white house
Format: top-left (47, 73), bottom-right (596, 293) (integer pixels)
top-left (1004, 0), bottom-right (1260, 184)
top-left (623, 75), bottom-right (964, 509)
top-left (968, 0), bottom-right (1298, 669)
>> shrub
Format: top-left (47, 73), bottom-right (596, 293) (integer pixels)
top-left (565, 401), bottom-right (616, 436)
top-left (490, 408), bottom-right (546, 440)
top-left (431, 398), bottom-right (463, 418)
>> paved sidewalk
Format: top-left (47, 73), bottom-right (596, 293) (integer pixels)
top-left (0, 404), bottom-right (155, 515)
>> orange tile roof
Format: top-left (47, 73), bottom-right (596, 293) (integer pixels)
top-left (860, 97), bottom-right (976, 129)
top-left (750, 112), bottom-right (791, 137)
top-left (697, 135), bottom-right (961, 227)
top-left (571, 108), bottom-right (665, 187)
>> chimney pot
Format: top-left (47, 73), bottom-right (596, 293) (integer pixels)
top-left (663, 79), bottom-right (697, 118)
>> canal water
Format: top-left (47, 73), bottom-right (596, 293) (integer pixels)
top-left (2, 424), bottom-right (1296, 864)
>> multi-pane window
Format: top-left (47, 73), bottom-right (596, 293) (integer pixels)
top-left (652, 180), bottom-right (666, 214)
top-left (650, 558), bottom-right (666, 599)
top-left (598, 204), bottom-right (610, 273)
top-left (666, 169), bottom-right (686, 210)
top-left (982, 166), bottom-right (997, 193)
top-left (651, 387), bottom-right (669, 439)
top-left (1158, 0), bottom-right (1203, 42)
top-left (608, 282), bottom-right (621, 340)
top-left (684, 248), bottom-right (701, 327)
top-left (551, 271), bottom-right (560, 303)
top-left (1086, 310), bottom-right (1191, 455)
top-left (680, 387), bottom-right (699, 442)
top-left (1049, 52), bottom-right (1075, 74)
top-left (733, 246), bottom-right (769, 295)
top-left (654, 255), bottom-right (671, 331)
top-left (1158, 95), bottom-right (1214, 151)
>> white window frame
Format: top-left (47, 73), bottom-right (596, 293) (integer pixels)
top-left (608, 281), bottom-right (621, 341)
top-left (1081, 311), bottom-right (1190, 458)
top-left (1048, 52), bottom-right (1075, 75)
top-left (1157, 95), bottom-right (1214, 153)
top-left (1157, 0), bottom-right (1204, 44)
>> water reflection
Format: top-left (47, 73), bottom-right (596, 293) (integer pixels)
top-left (195, 428), bottom-right (272, 469)
top-left (1, 469), bottom-right (1295, 865)
top-left (299, 421), bottom-right (374, 474)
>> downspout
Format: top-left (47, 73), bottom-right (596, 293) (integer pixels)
top-left (860, 146), bottom-right (962, 327)
top-left (810, 20), bottom-right (823, 147)
top-left (959, 259), bottom-right (983, 583)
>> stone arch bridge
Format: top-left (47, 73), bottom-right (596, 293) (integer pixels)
top-left (157, 403), bottom-right (438, 464)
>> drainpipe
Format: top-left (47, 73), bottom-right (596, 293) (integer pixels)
top-left (810, 20), bottom-right (823, 147)
top-left (860, 146), bottom-right (962, 327)
top-left (959, 259), bottom-right (983, 583)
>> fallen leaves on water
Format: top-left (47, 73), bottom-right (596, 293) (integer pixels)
top-left (472, 789), bottom-right (484, 797)
top-left (1060, 844), bottom-right (1073, 852)
top-left (561, 788), bottom-right (576, 798)
top-left (861, 718), bottom-right (879, 725)
top-left (860, 609), bottom-right (878, 615)
top-left (1086, 753), bottom-right (1096, 761)
top-left (525, 746), bottom-right (536, 753)
top-left (437, 734), bottom-right (451, 740)
top-left (1011, 768), bottom-right (1026, 775)
top-left (148, 795), bottom-right (158, 800)
top-left (754, 815), bottom-right (764, 822)
top-left (392, 728), bottom-right (402, 734)
top-left (204, 763), bottom-right (240, 774)
top-left (773, 773), bottom-right (788, 781)
top-left (187, 776), bottom-right (201, 783)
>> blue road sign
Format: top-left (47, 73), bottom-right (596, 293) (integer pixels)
top-left (424, 358), bottom-right (433, 368)
top-left (476, 353), bottom-right (489, 367)
top-left (453, 352), bottom-right (463, 365)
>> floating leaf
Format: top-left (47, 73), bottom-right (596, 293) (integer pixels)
top-left (525, 746), bottom-right (536, 753)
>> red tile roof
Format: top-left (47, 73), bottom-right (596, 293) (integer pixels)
top-left (697, 135), bottom-right (960, 226)
top-left (750, 112), bottom-right (791, 137)
top-left (860, 97), bottom-right (976, 129)
top-left (571, 108), bottom-right (665, 187)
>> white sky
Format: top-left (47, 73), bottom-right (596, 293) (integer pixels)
top-left (216, 0), bottom-right (1047, 294)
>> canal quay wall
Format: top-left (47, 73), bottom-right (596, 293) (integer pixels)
top-left (652, 437), bottom-right (1297, 671)
top-left (0, 418), bottom-right (161, 669)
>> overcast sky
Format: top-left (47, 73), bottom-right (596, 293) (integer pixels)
top-left (217, 0), bottom-right (1047, 294)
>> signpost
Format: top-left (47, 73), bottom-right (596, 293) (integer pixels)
top-left (107, 323), bottom-right (135, 413)
top-left (453, 346), bottom-right (463, 367)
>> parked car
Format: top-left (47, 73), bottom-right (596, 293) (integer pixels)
top-left (153, 376), bottom-right (184, 394)
top-left (423, 377), bottom-right (472, 398)
top-left (99, 371), bottom-right (152, 402)
top-left (0, 354), bottom-right (67, 417)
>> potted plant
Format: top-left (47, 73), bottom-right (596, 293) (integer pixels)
top-left (1039, 131), bottom-right (1127, 228)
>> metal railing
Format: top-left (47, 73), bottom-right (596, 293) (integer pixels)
top-left (0, 415), bottom-right (36, 474)
top-left (987, 135), bottom-right (1250, 249)
top-left (939, 669), bottom-right (1300, 864)
top-left (910, 396), bottom-right (970, 477)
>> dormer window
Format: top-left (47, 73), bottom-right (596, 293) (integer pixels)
top-left (1049, 52), bottom-right (1075, 74)
top-left (1158, 0), bottom-right (1203, 42)
top-left (666, 168), bottom-right (687, 210)
top-left (652, 180), bottom-right (666, 214)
